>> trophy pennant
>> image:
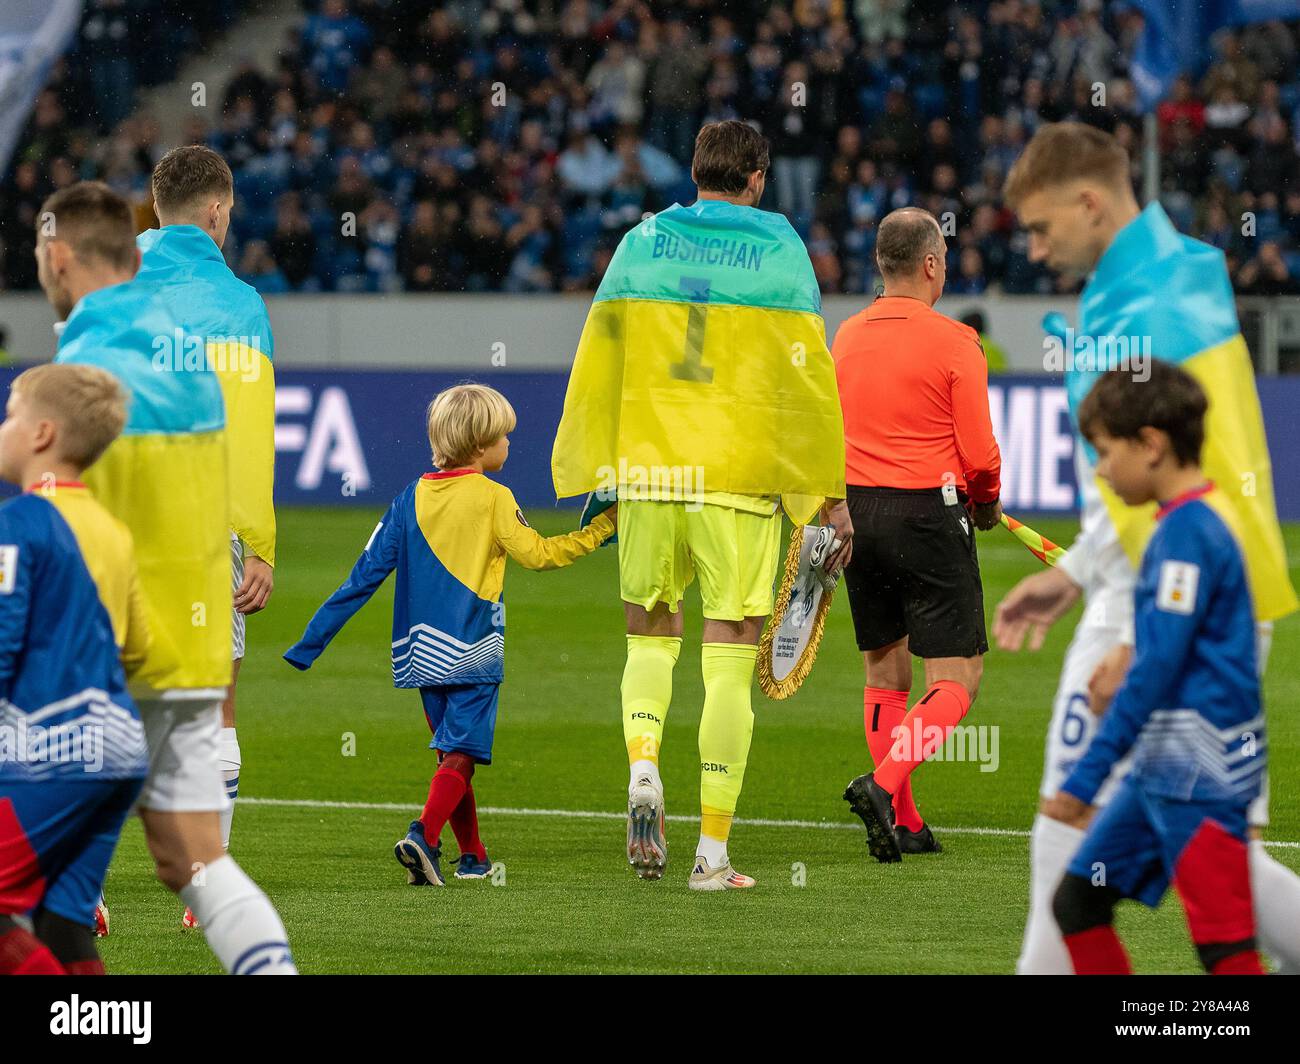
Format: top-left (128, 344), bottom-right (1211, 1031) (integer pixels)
top-left (757, 524), bottom-right (841, 700)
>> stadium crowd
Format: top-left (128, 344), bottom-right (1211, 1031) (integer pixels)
top-left (2, 0), bottom-right (1300, 296)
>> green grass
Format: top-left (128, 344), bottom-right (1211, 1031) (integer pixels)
top-left (98, 509), bottom-right (1300, 974)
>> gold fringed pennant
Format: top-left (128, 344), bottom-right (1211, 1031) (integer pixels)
top-left (758, 524), bottom-right (841, 700)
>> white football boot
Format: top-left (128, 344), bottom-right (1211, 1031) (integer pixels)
top-left (626, 775), bottom-right (667, 880)
top-left (688, 856), bottom-right (756, 891)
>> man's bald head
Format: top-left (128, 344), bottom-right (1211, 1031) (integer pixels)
top-left (875, 208), bottom-right (946, 281)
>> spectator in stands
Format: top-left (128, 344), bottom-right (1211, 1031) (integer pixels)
top-left (360, 199), bottom-right (401, 292)
top-left (1204, 83), bottom-right (1253, 152)
top-left (81, 0), bottom-right (136, 134)
top-left (950, 247), bottom-right (988, 295)
top-left (647, 19), bottom-right (709, 165)
top-left (302, 0), bottom-right (373, 95)
top-left (329, 157), bottom-right (376, 227)
top-left (2, 1), bottom-right (1299, 300)
top-left (1, 162), bottom-right (43, 290)
top-left (1247, 115), bottom-right (1299, 196)
top-left (1237, 241), bottom-right (1299, 295)
top-left (855, 0), bottom-right (907, 46)
top-left (224, 56), bottom-right (274, 128)
top-left (808, 221), bottom-right (842, 293)
top-left (238, 240), bottom-right (291, 295)
top-left (558, 126), bottom-right (615, 199)
top-left (1162, 118), bottom-right (1209, 234)
top-left (397, 200), bottom-right (445, 292)
top-left (505, 203), bottom-right (562, 293)
top-left (1242, 20), bottom-right (1297, 82)
top-left (868, 87), bottom-right (923, 170)
top-left (352, 46), bottom-right (407, 125)
top-left (586, 39), bottom-right (646, 129)
top-left (270, 194), bottom-right (318, 291)
top-left (461, 195), bottom-right (511, 292)
top-left (1158, 75), bottom-right (1206, 146)
top-left (770, 61), bottom-right (823, 232)
top-left (1202, 31), bottom-right (1263, 105)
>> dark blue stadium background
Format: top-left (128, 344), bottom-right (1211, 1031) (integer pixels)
top-left (3, 2), bottom-right (1299, 298)
top-left (5, 367), bottom-right (1297, 518)
top-left (260, 369), bottom-right (1300, 520)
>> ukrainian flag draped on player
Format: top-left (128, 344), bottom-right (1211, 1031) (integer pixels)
top-left (551, 200), bottom-right (844, 522)
top-left (137, 224), bottom-right (277, 566)
top-left (56, 282), bottom-right (231, 692)
top-left (1068, 202), bottom-right (1297, 622)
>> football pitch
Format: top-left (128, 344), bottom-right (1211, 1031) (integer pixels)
top-left (99, 509), bottom-right (1300, 975)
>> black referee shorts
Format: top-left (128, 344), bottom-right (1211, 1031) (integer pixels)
top-left (842, 486), bottom-right (989, 659)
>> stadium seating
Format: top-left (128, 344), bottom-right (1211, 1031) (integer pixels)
top-left (2, 0), bottom-right (1298, 296)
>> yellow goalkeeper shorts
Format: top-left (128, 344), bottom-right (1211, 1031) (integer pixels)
top-left (618, 500), bottom-right (782, 620)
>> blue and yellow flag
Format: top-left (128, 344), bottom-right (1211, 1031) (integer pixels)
top-left (137, 225), bottom-right (277, 566)
top-left (1070, 203), bottom-right (1296, 622)
top-left (56, 281), bottom-right (232, 692)
top-left (551, 200), bottom-right (844, 523)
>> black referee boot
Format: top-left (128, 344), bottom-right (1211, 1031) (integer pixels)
top-left (894, 823), bottom-right (942, 854)
top-left (843, 773), bottom-right (902, 863)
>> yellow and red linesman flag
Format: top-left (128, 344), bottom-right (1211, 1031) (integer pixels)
top-left (1000, 513), bottom-right (1065, 567)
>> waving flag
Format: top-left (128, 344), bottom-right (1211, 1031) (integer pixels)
top-left (551, 200), bottom-right (845, 525)
top-left (1130, 0), bottom-right (1298, 110)
top-left (0, 1), bottom-right (82, 174)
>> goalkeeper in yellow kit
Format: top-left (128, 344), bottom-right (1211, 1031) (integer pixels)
top-left (553, 121), bottom-right (850, 889)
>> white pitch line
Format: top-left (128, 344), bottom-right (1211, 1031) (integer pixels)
top-left (238, 796), bottom-right (1300, 849)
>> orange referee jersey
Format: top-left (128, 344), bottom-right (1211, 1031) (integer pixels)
top-left (832, 295), bottom-right (1001, 502)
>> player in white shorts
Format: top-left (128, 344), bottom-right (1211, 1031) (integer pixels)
top-left (44, 178), bottom-right (294, 973)
top-left (996, 121), bottom-right (1300, 975)
top-left (139, 147), bottom-right (279, 927)
top-left (172, 532), bottom-right (257, 929)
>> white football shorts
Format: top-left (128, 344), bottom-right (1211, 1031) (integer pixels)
top-left (1041, 614), bottom-right (1273, 826)
top-left (136, 696), bottom-right (230, 814)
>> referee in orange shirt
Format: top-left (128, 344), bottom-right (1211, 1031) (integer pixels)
top-left (834, 207), bottom-right (1002, 863)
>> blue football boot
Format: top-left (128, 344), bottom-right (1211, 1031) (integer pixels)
top-left (394, 820), bottom-right (444, 886)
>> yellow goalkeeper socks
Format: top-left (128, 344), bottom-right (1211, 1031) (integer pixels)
top-left (697, 642), bottom-right (757, 865)
top-left (622, 635), bottom-right (681, 790)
